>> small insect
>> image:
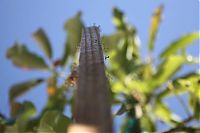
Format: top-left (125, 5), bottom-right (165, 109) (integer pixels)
top-left (65, 64), bottom-right (78, 87)
top-left (105, 55), bottom-right (109, 60)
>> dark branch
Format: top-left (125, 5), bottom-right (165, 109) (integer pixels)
top-left (161, 115), bottom-right (198, 133)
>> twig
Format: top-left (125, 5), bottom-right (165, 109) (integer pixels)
top-left (161, 115), bottom-right (195, 133)
top-left (168, 82), bottom-right (191, 117)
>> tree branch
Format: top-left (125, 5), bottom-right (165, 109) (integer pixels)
top-left (161, 115), bottom-right (198, 133)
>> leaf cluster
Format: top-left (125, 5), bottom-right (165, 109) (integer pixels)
top-left (1, 5), bottom-right (199, 133)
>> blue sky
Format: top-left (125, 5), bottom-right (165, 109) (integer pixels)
top-left (0, 0), bottom-right (199, 131)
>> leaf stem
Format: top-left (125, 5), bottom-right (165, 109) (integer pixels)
top-left (161, 115), bottom-right (196, 133)
top-left (168, 82), bottom-right (191, 117)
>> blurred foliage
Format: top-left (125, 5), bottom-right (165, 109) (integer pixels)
top-left (37, 111), bottom-right (71, 133)
top-left (148, 5), bottom-right (163, 51)
top-left (1, 4), bottom-right (200, 133)
top-left (6, 44), bottom-right (49, 70)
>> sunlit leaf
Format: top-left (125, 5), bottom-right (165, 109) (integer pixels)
top-left (112, 7), bottom-right (126, 30)
top-left (154, 101), bottom-right (171, 123)
top-left (112, 80), bottom-right (127, 94)
top-left (127, 33), bottom-right (140, 61)
top-left (9, 79), bottom-right (44, 101)
top-left (102, 31), bottom-right (125, 51)
top-left (111, 71), bottom-right (149, 94)
top-left (140, 114), bottom-right (155, 132)
top-left (110, 7), bottom-right (141, 78)
top-left (112, 7), bottom-right (140, 60)
top-left (61, 11), bottom-right (84, 66)
top-left (149, 55), bottom-right (185, 90)
top-left (108, 39), bottom-right (140, 76)
top-left (148, 5), bottom-right (164, 51)
top-left (126, 79), bottom-right (149, 93)
top-left (178, 75), bottom-right (200, 99)
top-left (38, 111), bottom-right (71, 133)
top-left (157, 72), bottom-right (199, 99)
top-left (160, 32), bottom-right (200, 58)
top-left (20, 101), bottom-right (36, 118)
top-left (33, 28), bottom-right (52, 59)
top-left (6, 44), bottom-right (49, 70)
top-left (142, 63), bottom-right (153, 80)
top-left (45, 88), bottom-right (67, 111)
top-left (189, 93), bottom-right (200, 120)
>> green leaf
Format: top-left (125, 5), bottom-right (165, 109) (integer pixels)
top-left (6, 44), bottom-right (49, 70)
top-left (45, 88), bottom-right (67, 112)
top-left (107, 37), bottom-right (140, 78)
top-left (160, 32), bottom-right (200, 58)
top-left (112, 7), bottom-right (126, 30)
top-left (112, 7), bottom-right (140, 58)
top-left (189, 93), bottom-right (200, 120)
top-left (178, 74), bottom-right (200, 99)
top-left (157, 72), bottom-right (199, 100)
top-left (9, 79), bottom-right (44, 101)
top-left (16, 101), bottom-right (36, 132)
top-left (148, 5), bottom-right (164, 51)
top-left (10, 102), bottom-right (23, 118)
top-left (142, 63), bottom-right (153, 80)
top-left (140, 115), bottom-right (155, 132)
top-left (38, 111), bottom-right (71, 133)
top-left (149, 55), bottom-right (185, 90)
top-left (109, 37), bottom-right (140, 75)
top-left (126, 79), bottom-right (149, 93)
top-left (33, 28), bottom-right (52, 59)
top-left (20, 101), bottom-right (36, 118)
top-left (61, 11), bottom-right (84, 66)
top-left (112, 80), bottom-right (127, 94)
top-left (154, 101), bottom-right (172, 123)
top-left (126, 33), bottom-right (140, 61)
top-left (102, 31), bottom-right (125, 51)
top-left (7, 101), bottom-right (37, 132)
